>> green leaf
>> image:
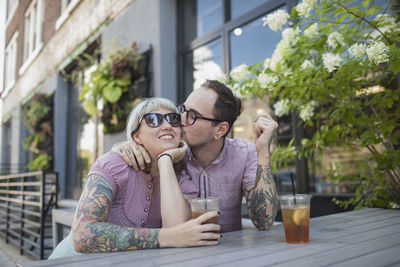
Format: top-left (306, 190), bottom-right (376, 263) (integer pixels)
top-left (115, 78), bottom-right (131, 87)
top-left (362, 0), bottom-right (369, 8)
top-left (82, 99), bottom-right (98, 116)
top-left (103, 85), bottom-right (122, 103)
top-left (291, 7), bottom-right (298, 19)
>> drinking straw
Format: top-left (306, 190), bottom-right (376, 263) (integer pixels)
top-left (203, 176), bottom-right (207, 210)
top-left (290, 172), bottom-right (297, 204)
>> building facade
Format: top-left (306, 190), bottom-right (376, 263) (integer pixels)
top-left (1, 0), bottom-right (317, 199)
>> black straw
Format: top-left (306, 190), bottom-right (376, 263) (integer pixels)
top-left (290, 172), bottom-right (297, 205)
top-left (203, 176), bottom-right (207, 209)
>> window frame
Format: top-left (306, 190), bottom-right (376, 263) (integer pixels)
top-left (55, 0), bottom-right (81, 30)
top-left (6, 0), bottom-right (19, 26)
top-left (19, 0), bottom-right (44, 75)
top-left (4, 32), bottom-right (19, 96)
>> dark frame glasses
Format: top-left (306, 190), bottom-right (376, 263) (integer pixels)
top-left (177, 104), bottom-right (223, 126)
top-left (140, 113), bottom-right (181, 128)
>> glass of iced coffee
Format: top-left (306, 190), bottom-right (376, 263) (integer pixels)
top-left (279, 194), bottom-right (312, 244)
top-left (189, 197), bottom-right (220, 225)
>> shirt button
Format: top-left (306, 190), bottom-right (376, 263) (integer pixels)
top-left (144, 208), bottom-right (148, 212)
top-left (146, 197), bottom-right (150, 201)
top-left (147, 185), bottom-right (152, 189)
top-left (140, 220), bottom-right (145, 224)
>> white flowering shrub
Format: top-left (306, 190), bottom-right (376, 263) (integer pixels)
top-left (230, 0), bottom-right (400, 209)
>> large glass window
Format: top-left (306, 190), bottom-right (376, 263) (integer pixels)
top-left (230, 15), bottom-right (283, 68)
top-left (181, 0), bottom-right (223, 45)
top-left (178, 0), bottom-right (303, 195)
top-left (183, 39), bottom-right (223, 98)
top-left (230, 0), bottom-right (271, 19)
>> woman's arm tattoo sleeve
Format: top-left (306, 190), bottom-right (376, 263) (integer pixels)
top-left (72, 174), bottom-right (160, 253)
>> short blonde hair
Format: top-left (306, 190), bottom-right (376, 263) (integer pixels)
top-left (126, 98), bottom-right (178, 139)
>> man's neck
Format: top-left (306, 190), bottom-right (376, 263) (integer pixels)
top-left (191, 139), bottom-right (225, 168)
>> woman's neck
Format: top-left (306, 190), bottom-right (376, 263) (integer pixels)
top-left (149, 156), bottom-right (159, 177)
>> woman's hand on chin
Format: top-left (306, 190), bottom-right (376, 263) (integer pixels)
top-left (158, 141), bottom-right (188, 163)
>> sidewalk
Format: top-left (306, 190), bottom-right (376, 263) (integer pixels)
top-left (0, 239), bottom-right (36, 267)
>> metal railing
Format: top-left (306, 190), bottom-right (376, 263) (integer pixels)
top-left (0, 171), bottom-right (58, 259)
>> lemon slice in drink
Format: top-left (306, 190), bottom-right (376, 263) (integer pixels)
top-left (292, 207), bottom-right (308, 226)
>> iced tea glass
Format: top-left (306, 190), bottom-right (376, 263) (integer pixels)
top-left (279, 194), bottom-right (312, 244)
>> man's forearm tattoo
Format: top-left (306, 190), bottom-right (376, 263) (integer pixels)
top-left (73, 174), bottom-right (160, 252)
top-left (244, 164), bottom-right (279, 230)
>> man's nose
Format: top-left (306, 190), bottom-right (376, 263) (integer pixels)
top-left (180, 112), bottom-right (188, 127)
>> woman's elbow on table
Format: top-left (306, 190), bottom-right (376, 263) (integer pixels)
top-left (72, 224), bottom-right (92, 253)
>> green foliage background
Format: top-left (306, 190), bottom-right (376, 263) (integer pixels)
top-left (231, 0), bottom-right (400, 209)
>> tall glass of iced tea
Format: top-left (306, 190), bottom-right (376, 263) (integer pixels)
top-left (279, 194), bottom-right (312, 244)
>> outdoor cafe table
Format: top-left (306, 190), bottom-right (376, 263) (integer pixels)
top-left (25, 208), bottom-right (400, 267)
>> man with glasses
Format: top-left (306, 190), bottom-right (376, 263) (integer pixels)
top-left (113, 80), bottom-right (278, 232)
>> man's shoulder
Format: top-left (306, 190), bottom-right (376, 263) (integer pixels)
top-left (225, 137), bottom-right (256, 151)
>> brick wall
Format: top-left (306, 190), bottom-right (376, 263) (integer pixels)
top-left (5, 0), bottom-right (60, 83)
top-left (43, 0), bottom-right (60, 44)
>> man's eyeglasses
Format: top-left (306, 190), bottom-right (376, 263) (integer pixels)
top-left (140, 113), bottom-right (181, 128)
top-left (177, 104), bottom-right (223, 126)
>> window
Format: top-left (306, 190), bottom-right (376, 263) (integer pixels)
top-left (178, 0), bottom-right (309, 193)
top-left (183, 38), bottom-right (223, 99)
top-left (4, 32), bottom-right (18, 94)
top-left (56, 0), bottom-right (81, 30)
top-left (6, 0), bottom-right (19, 23)
top-left (20, 0), bottom-right (44, 74)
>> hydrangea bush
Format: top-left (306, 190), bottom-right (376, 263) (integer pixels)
top-left (230, 0), bottom-right (400, 209)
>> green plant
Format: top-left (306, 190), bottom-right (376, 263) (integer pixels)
top-left (22, 94), bottom-right (54, 171)
top-left (230, 0), bottom-right (400, 209)
top-left (79, 42), bottom-right (143, 133)
top-left (27, 154), bottom-right (52, 171)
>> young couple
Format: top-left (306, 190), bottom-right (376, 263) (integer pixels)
top-left (49, 80), bottom-right (278, 258)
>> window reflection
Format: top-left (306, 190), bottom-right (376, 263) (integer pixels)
top-left (230, 0), bottom-right (271, 19)
top-left (183, 39), bottom-right (223, 98)
top-left (230, 14), bottom-right (284, 68)
top-left (182, 0), bottom-right (223, 45)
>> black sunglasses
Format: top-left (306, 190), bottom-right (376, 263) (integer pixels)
top-left (177, 104), bottom-right (223, 125)
top-left (140, 113), bottom-right (181, 128)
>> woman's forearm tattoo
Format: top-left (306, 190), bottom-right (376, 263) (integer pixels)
top-left (73, 174), bottom-right (160, 252)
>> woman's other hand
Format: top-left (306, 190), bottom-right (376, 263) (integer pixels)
top-left (111, 140), bottom-right (151, 171)
top-left (159, 211), bottom-right (221, 248)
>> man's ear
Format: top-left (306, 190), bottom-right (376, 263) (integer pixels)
top-left (214, 122), bottom-right (230, 139)
top-left (132, 131), bottom-right (143, 144)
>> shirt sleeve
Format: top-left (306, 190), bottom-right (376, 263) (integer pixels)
top-left (87, 152), bottom-right (131, 193)
top-left (177, 169), bottom-right (199, 199)
top-left (242, 143), bottom-right (258, 191)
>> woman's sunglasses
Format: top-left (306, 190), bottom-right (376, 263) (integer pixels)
top-left (140, 113), bottom-right (181, 128)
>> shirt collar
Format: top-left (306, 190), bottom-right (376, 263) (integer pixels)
top-left (186, 139), bottom-right (228, 167)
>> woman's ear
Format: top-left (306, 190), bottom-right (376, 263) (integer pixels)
top-left (132, 131), bottom-right (143, 144)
